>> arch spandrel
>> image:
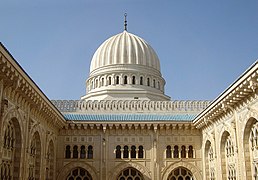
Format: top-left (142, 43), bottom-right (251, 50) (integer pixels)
top-left (1, 107), bottom-right (24, 136)
top-left (162, 162), bottom-right (202, 180)
top-left (109, 162), bottom-right (151, 180)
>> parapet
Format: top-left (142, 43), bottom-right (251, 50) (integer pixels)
top-left (51, 100), bottom-right (210, 114)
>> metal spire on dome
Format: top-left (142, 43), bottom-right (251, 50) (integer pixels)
top-left (124, 13), bottom-right (127, 31)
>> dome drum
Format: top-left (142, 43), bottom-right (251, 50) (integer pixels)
top-left (86, 72), bottom-right (165, 93)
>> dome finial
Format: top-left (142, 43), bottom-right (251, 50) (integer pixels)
top-left (124, 13), bottom-right (127, 31)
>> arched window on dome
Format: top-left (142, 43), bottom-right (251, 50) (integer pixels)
top-left (147, 78), bottom-right (150, 86)
top-left (95, 79), bottom-right (99, 88)
top-left (101, 78), bottom-right (104, 86)
top-left (153, 79), bottom-right (156, 88)
top-left (158, 81), bottom-right (160, 90)
top-left (116, 76), bottom-right (119, 85)
top-left (166, 145), bottom-right (172, 158)
top-left (140, 77), bottom-right (143, 85)
top-left (116, 145), bottom-right (121, 159)
top-left (108, 76), bottom-right (112, 85)
top-left (124, 76), bottom-right (128, 84)
top-left (132, 76), bottom-right (136, 85)
top-left (91, 81), bottom-right (94, 89)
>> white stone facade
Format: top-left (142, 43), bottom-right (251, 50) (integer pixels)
top-left (0, 27), bottom-right (257, 180)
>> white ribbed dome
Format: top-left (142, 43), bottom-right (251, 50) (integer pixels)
top-left (90, 31), bottom-right (160, 73)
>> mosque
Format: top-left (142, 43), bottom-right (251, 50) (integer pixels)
top-left (0, 16), bottom-right (257, 180)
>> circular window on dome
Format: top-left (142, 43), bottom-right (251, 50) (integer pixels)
top-left (117, 167), bottom-right (144, 180)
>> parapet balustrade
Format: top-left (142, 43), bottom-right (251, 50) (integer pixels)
top-left (51, 100), bottom-right (210, 113)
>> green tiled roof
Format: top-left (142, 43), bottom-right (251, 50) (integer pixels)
top-left (63, 114), bottom-right (196, 122)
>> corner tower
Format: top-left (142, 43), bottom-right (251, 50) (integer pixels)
top-left (81, 16), bottom-right (170, 101)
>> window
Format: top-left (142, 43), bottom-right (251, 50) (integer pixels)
top-left (132, 76), bottom-right (136, 84)
top-left (87, 145), bottom-right (93, 159)
top-left (80, 145), bottom-right (86, 159)
top-left (115, 145), bottom-right (144, 159)
top-left (124, 76), bottom-right (127, 84)
top-left (116, 76), bottom-right (119, 84)
top-left (188, 146), bottom-right (193, 158)
top-left (158, 81), bottom-right (160, 89)
top-left (181, 145), bottom-right (186, 158)
top-left (1, 119), bottom-right (22, 180)
top-left (73, 145), bottom-right (78, 158)
top-left (147, 78), bottom-right (150, 86)
top-left (173, 145), bottom-right (179, 158)
top-left (123, 146), bottom-right (129, 158)
top-left (101, 78), bottom-right (104, 86)
top-left (108, 77), bottom-right (112, 85)
top-left (65, 145), bottom-right (71, 158)
top-left (29, 132), bottom-right (41, 180)
top-left (168, 167), bottom-right (193, 180)
top-left (117, 168), bottom-right (143, 180)
top-left (116, 145), bottom-right (121, 159)
top-left (91, 81), bottom-right (94, 89)
top-left (131, 146), bottom-right (136, 158)
top-left (138, 146), bottom-right (144, 158)
top-left (153, 79), bottom-right (156, 88)
top-left (225, 136), bottom-right (236, 180)
top-left (140, 77), bottom-right (143, 85)
top-left (66, 168), bottom-right (92, 180)
top-left (95, 79), bottom-right (98, 88)
top-left (166, 145), bottom-right (172, 158)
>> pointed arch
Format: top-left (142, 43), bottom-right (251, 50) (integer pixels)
top-left (1, 117), bottom-right (22, 180)
top-left (1, 107), bottom-right (23, 180)
top-left (28, 131), bottom-right (41, 180)
top-left (46, 140), bottom-right (55, 180)
top-left (204, 140), bottom-right (215, 180)
top-left (220, 130), bottom-right (237, 180)
top-left (243, 117), bottom-right (258, 179)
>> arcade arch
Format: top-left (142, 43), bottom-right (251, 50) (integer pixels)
top-left (243, 117), bottom-right (258, 179)
top-left (1, 117), bottom-right (22, 180)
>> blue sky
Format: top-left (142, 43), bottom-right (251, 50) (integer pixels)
top-left (0, 0), bottom-right (258, 100)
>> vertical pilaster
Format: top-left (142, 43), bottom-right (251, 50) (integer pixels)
top-left (153, 126), bottom-right (159, 180)
top-left (21, 107), bottom-right (30, 179)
